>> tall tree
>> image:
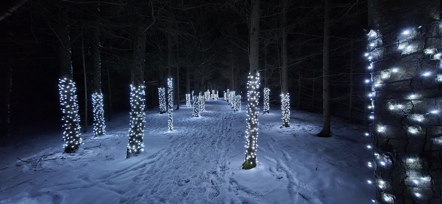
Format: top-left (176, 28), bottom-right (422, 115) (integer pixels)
top-left (91, 3), bottom-right (105, 137)
top-left (243, 0), bottom-right (260, 170)
top-left (56, 3), bottom-right (82, 153)
top-left (317, 0), bottom-right (331, 137)
top-left (280, 0), bottom-right (290, 127)
top-left (127, 6), bottom-right (148, 158)
top-left (367, 0), bottom-right (442, 202)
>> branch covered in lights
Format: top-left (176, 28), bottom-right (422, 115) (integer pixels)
top-left (58, 77), bottom-right (82, 153)
top-left (127, 83), bottom-right (146, 158)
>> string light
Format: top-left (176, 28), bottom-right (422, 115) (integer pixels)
top-left (158, 87), bottom-right (166, 114)
top-left (263, 87), bottom-right (270, 114)
top-left (58, 77), bottom-right (82, 153)
top-left (92, 91), bottom-right (106, 136)
top-left (243, 71), bottom-right (260, 169)
top-left (167, 78), bottom-right (173, 131)
top-left (127, 83), bottom-right (146, 158)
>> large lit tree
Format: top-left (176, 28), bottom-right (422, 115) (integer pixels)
top-left (367, 0), bottom-right (442, 202)
top-left (243, 0), bottom-right (260, 170)
top-left (126, 6), bottom-right (147, 158)
top-left (56, 3), bottom-right (82, 153)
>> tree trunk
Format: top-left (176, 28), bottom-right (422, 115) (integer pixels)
top-left (127, 14), bottom-right (146, 158)
top-left (186, 66), bottom-right (190, 94)
top-left (367, 0), bottom-right (442, 203)
top-left (230, 47), bottom-right (235, 90)
top-left (0, 53), bottom-right (12, 139)
top-left (106, 67), bottom-right (112, 122)
top-left (317, 0), bottom-right (331, 137)
top-left (280, 0), bottom-right (290, 128)
top-left (56, 4), bottom-right (82, 153)
top-left (243, 0), bottom-right (260, 170)
top-left (348, 36), bottom-right (354, 122)
top-left (91, 6), bottom-right (105, 136)
top-left (81, 32), bottom-right (88, 133)
top-left (176, 65), bottom-right (180, 110)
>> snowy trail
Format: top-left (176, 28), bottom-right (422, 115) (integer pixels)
top-left (0, 99), bottom-right (374, 204)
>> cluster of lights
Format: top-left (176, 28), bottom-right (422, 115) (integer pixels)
top-left (167, 78), bottom-right (173, 131)
top-left (229, 91), bottom-right (236, 109)
top-left (185, 94), bottom-right (191, 108)
top-left (127, 83), bottom-right (146, 158)
top-left (233, 95), bottom-right (241, 112)
top-left (281, 93), bottom-right (290, 127)
top-left (243, 71), bottom-right (260, 169)
top-left (199, 94), bottom-right (205, 112)
top-left (192, 94), bottom-right (200, 117)
top-left (58, 77), bottom-right (82, 153)
top-left (158, 87), bottom-right (166, 114)
top-left (263, 87), bottom-right (270, 114)
top-left (92, 91), bottom-right (106, 136)
top-left (365, 24), bottom-right (442, 203)
top-left (211, 90), bottom-right (219, 100)
top-left (205, 90), bottom-right (211, 100)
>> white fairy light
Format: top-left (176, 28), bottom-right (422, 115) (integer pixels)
top-left (377, 124), bottom-right (386, 133)
top-left (429, 109), bottom-right (439, 114)
top-left (158, 87), bottom-right (166, 114)
top-left (407, 126), bottom-right (420, 134)
top-left (382, 193), bottom-right (394, 203)
top-left (365, 79), bottom-right (370, 84)
top-left (402, 29), bottom-right (411, 35)
top-left (92, 91), bottom-right (106, 136)
top-left (58, 77), bottom-right (82, 153)
top-left (127, 83), bottom-right (146, 157)
top-left (391, 68), bottom-right (399, 73)
top-left (263, 87), bottom-right (270, 114)
top-left (410, 114), bottom-right (425, 122)
top-left (421, 71), bottom-right (432, 77)
top-left (436, 74), bottom-right (442, 82)
top-left (424, 48), bottom-right (435, 55)
top-left (167, 78), bottom-right (173, 131)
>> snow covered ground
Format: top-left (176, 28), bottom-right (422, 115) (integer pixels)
top-left (0, 99), bottom-right (374, 204)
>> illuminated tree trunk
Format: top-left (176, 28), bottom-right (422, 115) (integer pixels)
top-left (243, 0), bottom-right (260, 170)
top-left (317, 0), bottom-right (331, 137)
top-left (56, 5), bottom-right (82, 153)
top-left (91, 7), bottom-right (105, 137)
top-left (367, 0), bottom-right (442, 202)
top-left (280, 0), bottom-right (290, 127)
top-left (127, 15), bottom-right (146, 158)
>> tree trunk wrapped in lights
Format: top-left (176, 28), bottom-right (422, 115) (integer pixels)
top-left (59, 78), bottom-right (82, 153)
top-left (167, 78), bottom-right (173, 131)
top-left (158, 87), bottom-right (166, 114)
top-left (127, 84), bottom-right (146, 157)
top-left (192, 95), bottom-right (200, 117)
top-left (281, 93), bottom-right (290, 127)
top-left (92, 91), bottom-right (105, 136)
top-left (243, 0), bottom-right (260, 170)
top-left (366, 1), bottom-right (442, 202)
top-left (56, 4), bottom-right (81, 153)
top-left (234, 95), bottom-right (241, 112)
top-left (226, 89), bottom-right (229, 102)
top-left (229, 91), bottom-right (236, 108)
top-left (91, 9), bottom-right (105, 137)
top-left (185, 93), bottom-right (191, 107)
top-left (127, 9), bottom-right (146, 158)
top-left (263, 87), bottom-right (270, 114)
top-left (205, 90), bottom-right (210, 100)
top-left (243, 71), bottom-right (260, 169)
top-left (199, 94), bottom-right (205, 112)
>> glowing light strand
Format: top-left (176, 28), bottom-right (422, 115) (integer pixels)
top-left (243, 71), bottom-right (260, 169)
top-left (192, 95), bottom-right (200, 117)
top-left (127, 83), bottom-right (146, 157)
top-left (92, 91), bottom-right (106, 136)
top-left (58, 77), bottom-right (82, 153)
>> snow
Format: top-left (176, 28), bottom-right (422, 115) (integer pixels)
top-left (0, 100), bottom-right (374, 203)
